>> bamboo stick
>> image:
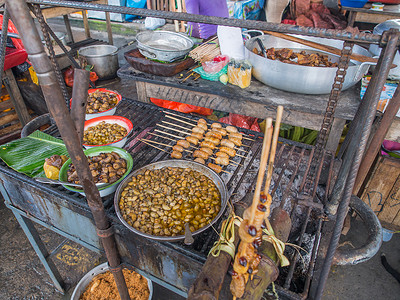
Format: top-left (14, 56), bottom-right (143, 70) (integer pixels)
top-left (147, 131), bottom-right (178, 142)
top-left (140, 138), bottom-right (193, 153)
top-left (249, 118), bottom-right (273, 225)
top-left (162, 120), bottom-right (194, 131)
top-left (263, 106), bottom-right (283, 195)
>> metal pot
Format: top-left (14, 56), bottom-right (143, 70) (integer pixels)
top-left (245, 34), bottom-right (375, 94)
top-left (114, 160), bottom-right (228, 242)
top-left (136, 31), bottom-right (194, 62)
top-left (78, 45), bottom-right (119, 79)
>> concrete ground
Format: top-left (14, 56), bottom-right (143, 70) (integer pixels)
top-left (0, 14), bottom-right (399, 300)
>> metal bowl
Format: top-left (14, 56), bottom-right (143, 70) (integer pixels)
top-left (136, 31), bottom-right (194, 62)
top-left (114, 160), bottom-right (228, 242)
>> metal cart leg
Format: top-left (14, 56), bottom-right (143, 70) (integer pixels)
top-left (10, 211), bottom-right (65, 294)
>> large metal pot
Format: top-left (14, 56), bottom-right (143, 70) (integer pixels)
top-left (114, 160), bottom-right (228, 242)
top-left (245, 34), bottom-right (375, 94)
top-left (78, 45), bottom-right (119, 79)
top-left (136, 31), bottom-right (194, 62)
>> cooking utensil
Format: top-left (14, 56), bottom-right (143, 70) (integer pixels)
top-left (263, 31), bottom-right (384, 66)
top-left (114, 160), bottom-right (229, 242)
top-left (136, 31), bottom-right (194, 62)
top-left (245, 34), bottom-right (376, 94)
top-left (78, 45), bottom-right (119, 79)
top-left (35, 177), bottom-right (109, 188)
top-left (184, 223), bottom-right (194, 245)
top-left (255, 38), bottom-right (267, 57)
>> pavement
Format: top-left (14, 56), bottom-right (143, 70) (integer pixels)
top-left (0, 15), bottom-right (399, 300)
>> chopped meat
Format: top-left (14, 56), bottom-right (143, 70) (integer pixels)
top-left (311, 3), bottom-right (331, 16)
top-left (295, 14), bottom-right (314, 27)
top-left (309, 10), bottom-right (334, 29)
top-left (322, 13), bottom-right (347, 30)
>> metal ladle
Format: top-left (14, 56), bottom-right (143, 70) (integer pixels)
top-left (35, 177), bottom-right (108, 189)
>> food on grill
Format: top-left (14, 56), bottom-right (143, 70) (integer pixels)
top-left (86, 90), bottom-right (119, 114)
top-left (193, 150), bottom-right (210, 160)
top-left (211, 122), bottom-right (222, 130)
top-left (80, 268), bottom-right (150, 300)
top-left (67, 152), bottom-right (127, 185)
top-left (206, 131), bottom-right (223, 140)
top-left (204, 136), bottom-right (220, 146)
top-left (186, 135), bottom-right (199, 145)
top-left (215, 151), bottom-right (229, 159)
top-left (220, 146), bottom-right (236, 157)
top-left (177, 140), bottom-right (190, 148)
top-left (258, 47), bottom-right (338, 67)
top-left (220, 139), bottom-right (235, 149)
top-left (194, 157), bottom-right (205, 164)
top-left (192, 126), bottom-right (205, 135)
top-left (200, 147), bottom-right (213, 156)
top-left (229, 137), bottom-right (242, 147)
top-left (229, 132), bottom-right (243, 140)
top-left (191, 132), bottom-right (204, 140)
top-left (226, 126), bottom-right (238, 134)
top-left (44, 155), bottom-right (68, 179)
top-left (198, 118), bottom-right (207, 126)
top-left (208, 162), bottom-right (222, 174)
top-left (171, 151), bottom-right (183, 159)
top-left (197, 122), bottom-right (208, 132)
top-left (83, 121), bottom-right (128, 145)
top-left (173, 145), bottom-right (184, 152)
top-left (200, 141), bottom-right (216, 150)
top-left (215, 156), bottom-right (229, 166)
top-left (119, 167), bottom-right (221, 236)
top-left (213, 127), bottom-right (227, 136)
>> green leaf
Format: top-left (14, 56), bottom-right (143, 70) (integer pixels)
top-left (0, 131), bottom-right (69, 178)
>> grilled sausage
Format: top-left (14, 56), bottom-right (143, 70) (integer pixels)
top-left (177, 139), bottom-right (190, 148)
top-left (226, 125), bottom-right (238, 134)
top-left (229, 137), bottom-right (242, 147)
top-left (220, 146), bottom-right (236, 157)
top-left (211, 122), bottom-right (222, 129)
top-left (215, 151), bottom-right (229, 158)
top-left (186, 135), bottom-right (199, 145)
top-left (205, 131), bottom-right (222, 140)
top-left (208, 162), bottom-right (222, 174)
top-left (197, 123), bottom-right (208, 132)
top-left (204, 136), bottom-right (220, 146)
top-left (194, 157), bottom-right (205, 164)
top-left (193, 150), bottom-right (209, 160)
top-left (220, 139), bottom-right (235, 149)
top-left (171, 151), bottom-right (182, 159)
top-left (229, 132), bottom-right (243, 140)
top-left (213, 128), bottom-right (227, 137)
top-left (192, 126), bottom-right (205, 135)
top-left (215, 156), bottom-right (229, 166)
top-left (200, 141), bottom-right (216, 149)
top-left (198, 118), bottom-right (207, 125)
top-left (191, 132), bottom-right (203, 140)
top-left (200, 147), bottom-right (213, 156)
top-left (172, 145), bottom-right (184, 152)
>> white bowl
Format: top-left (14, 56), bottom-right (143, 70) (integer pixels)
top-left (84, 88), bottom-right (122, 120)
top-left (71, 262), bottom-right (153, 300)
top-left (83, 115), bottom-right (133, 149)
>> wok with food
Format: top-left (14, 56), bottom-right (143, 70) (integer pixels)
top-left (114, 160), bottom-right (228, 242)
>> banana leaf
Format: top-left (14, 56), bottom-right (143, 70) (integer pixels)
top-left (0, 130), bottom-right (68, 178)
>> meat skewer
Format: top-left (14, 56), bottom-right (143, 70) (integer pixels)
top-left (139, 138), bottom-right (193, 153)
top-left (140, 140), bottom-right (181, 159)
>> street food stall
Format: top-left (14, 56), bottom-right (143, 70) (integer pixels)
top-left (0, 0), bottom-right (398, 299)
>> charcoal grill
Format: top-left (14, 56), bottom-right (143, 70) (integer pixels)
top-left (0, 98), bottom-right (338, 299)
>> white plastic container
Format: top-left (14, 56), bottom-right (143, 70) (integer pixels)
top-left (369, 19), bottom-right (400, 80)
top-left (71, 262), bottom-right (153, 300)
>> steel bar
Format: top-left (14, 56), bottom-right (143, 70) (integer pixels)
top-left (0, 7), bottom-right (9, 86)
top-left (26, 0), bottom-right (383, 44)
top-left (70, 69), bottom-right (89, 144)
top-left (5, 1), bottom-right (130, 299)
top-left (314, 30), bottom-right (400, 300)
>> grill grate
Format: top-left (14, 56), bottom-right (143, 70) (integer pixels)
top-left (1, 98), bottom-right (335, 298)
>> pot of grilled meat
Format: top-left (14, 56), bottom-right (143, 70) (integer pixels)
top-left (245, 34), bottom-right (375, 94)
top-left (114, 160), bottom-right (228, 242)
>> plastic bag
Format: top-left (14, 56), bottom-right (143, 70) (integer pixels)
top-left (227, 59), bottom-right (252, 89)
top-left (150, 98), bottom-right (213, 115)
top-left (145, 17), bottom-right (166, 30)
top-left (219, 113), bottom-right (260, 132)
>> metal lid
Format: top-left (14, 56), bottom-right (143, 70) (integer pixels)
top-left (373, 19), bottom-right (400, 35)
